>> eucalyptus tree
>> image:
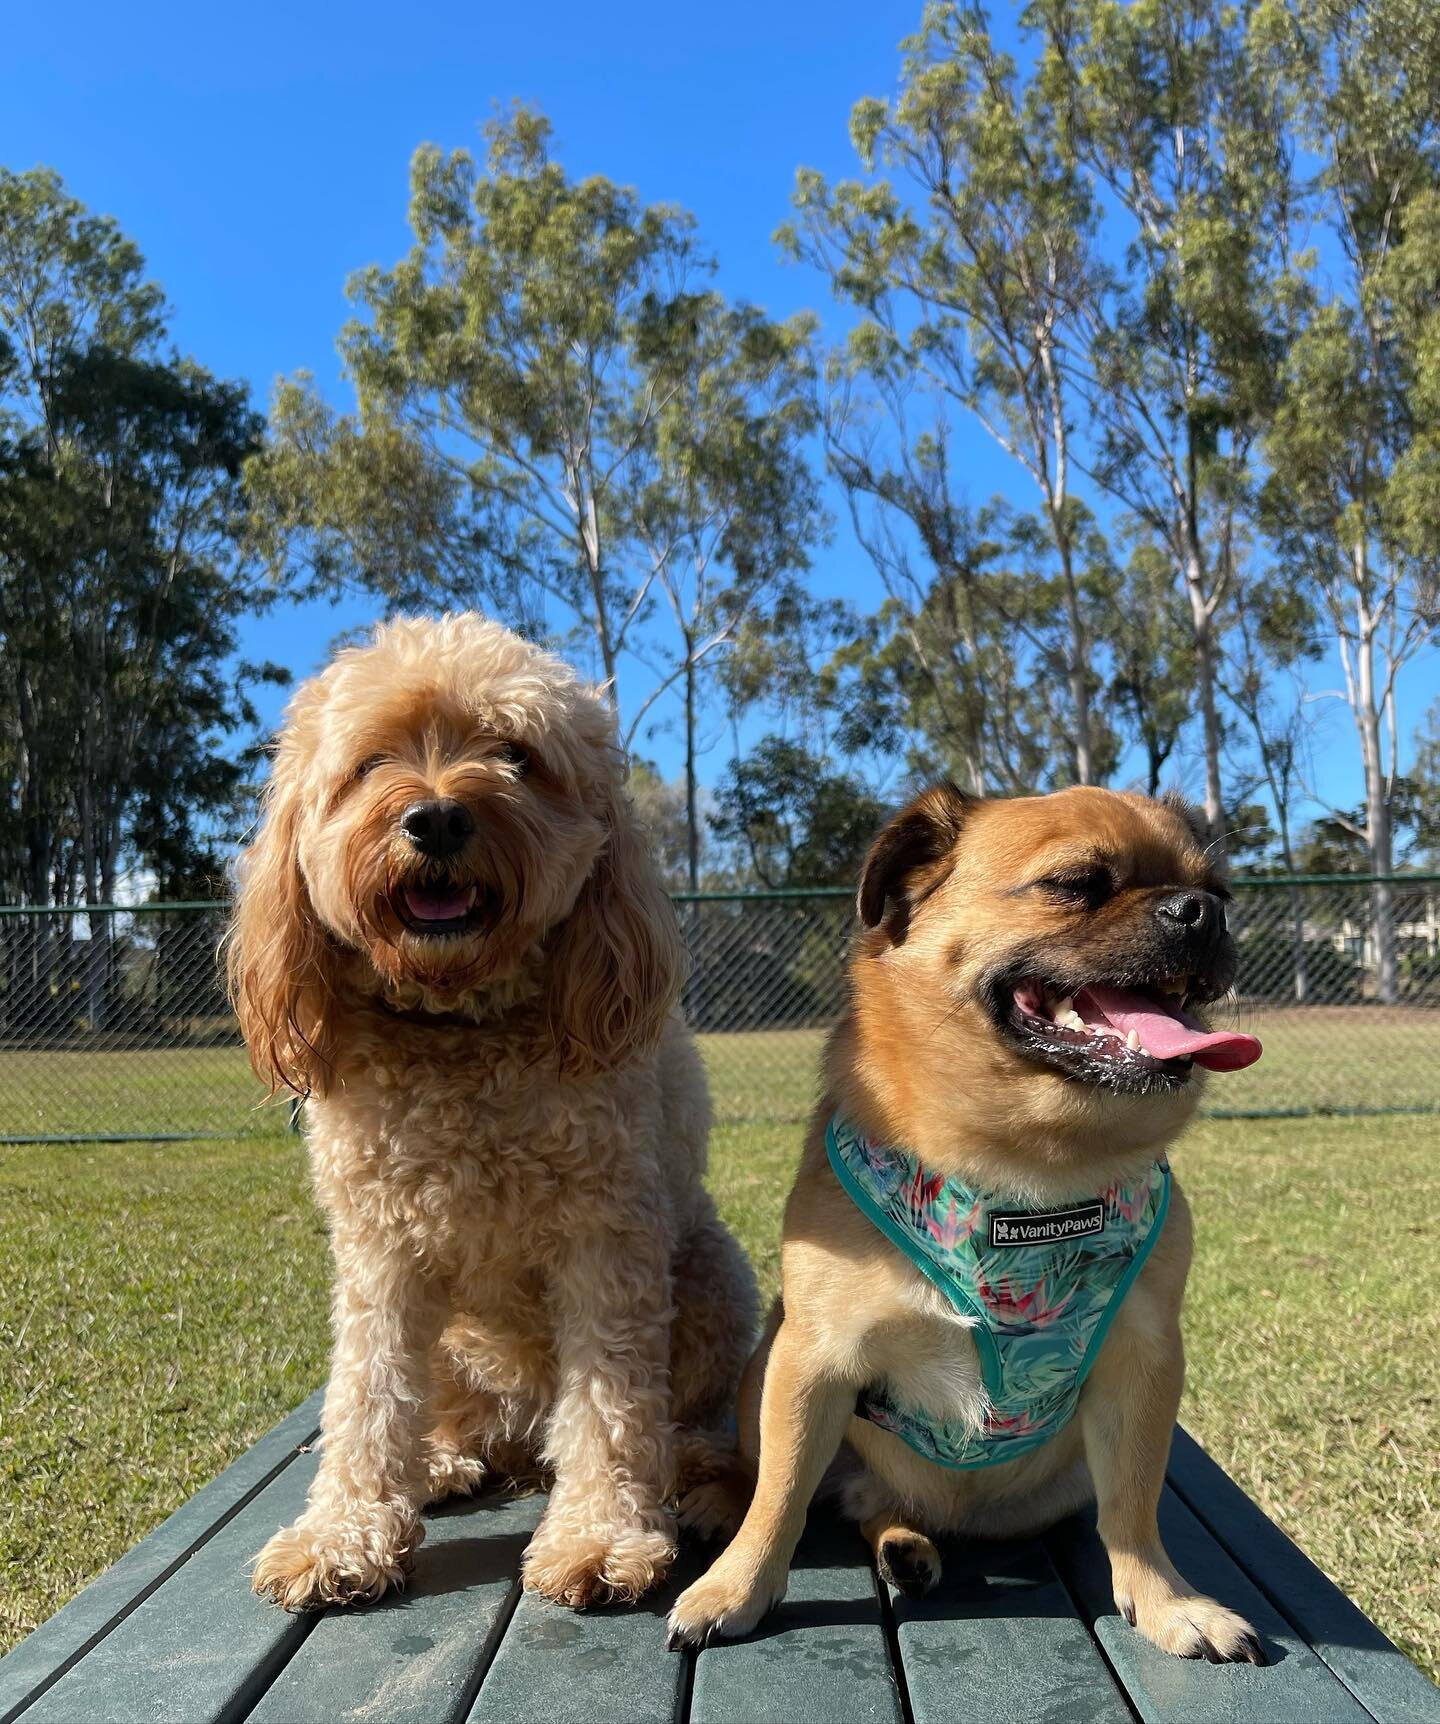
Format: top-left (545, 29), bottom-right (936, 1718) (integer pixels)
top-left (251, 108), bottom-right (696, 705)
top-left (708, 735), bottom-right (887, 890)
top-left (1106, 531), bottom-right (1195, 798)
top-left (1028, 0), bottom-right (1296, 838)
top-left (618, 294), bottom-right (822, 888)
top-left (250, 108), bottom-right (821, 870)
top-left (0, 166), bottom-right (163, 908)
top-left (816, 484), bottom-right (1090, 796)
top-left (782, 2), bottom-right (1107, 785)
top-left (1411, 702), bottom-right (1440, 872)
top-left (1253, 0), bottom-right (1440, 1000)
top-left (1219, 570), bottom-right (1321, 997)
top-left (811, 383), bottom-right (1027, 794)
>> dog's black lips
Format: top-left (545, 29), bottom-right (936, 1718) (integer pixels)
top-left (981, 961), bottom-right (1223, 1095)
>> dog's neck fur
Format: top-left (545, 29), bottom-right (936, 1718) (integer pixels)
top-left (337, 942), bottom-right (549, 1031)
top-left (831, 949), bottom-right (1195, 1204)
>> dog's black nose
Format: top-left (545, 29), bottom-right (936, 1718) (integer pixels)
top-left (1156, 889), bottom-right (1223, 937)
top-left (400, 798), bottom-right (474, 858)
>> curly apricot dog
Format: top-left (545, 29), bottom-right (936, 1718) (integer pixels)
top-left (228, 613), bottom-right (757, 1612)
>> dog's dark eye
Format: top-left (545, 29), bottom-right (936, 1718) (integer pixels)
top-left (1037, 868), bottom-right (1113, 910)
top-left (352, 755), bottom-right (386, 782)
top-left (496, 739), bottom-right (530, 776)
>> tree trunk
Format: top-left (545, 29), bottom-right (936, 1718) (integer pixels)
top-left (1355, 618), bottom-right (1397, 1004)
top-left (1057, 530), bottom-right (1094, 786)
top-left (579, 489), bottom-right (619, 704)
top-left (952, 574), bottom-right (991, 794)
top-left (684, 653), bottom-right (700, 894)
top-left (1183, 546), bottom-right (1225, 841)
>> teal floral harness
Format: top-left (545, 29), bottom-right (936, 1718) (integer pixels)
top-left (826, 1115), bottom-right (1170, 1470)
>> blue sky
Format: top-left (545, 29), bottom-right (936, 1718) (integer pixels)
top-left (5, 0), bottom-right (1434, 828)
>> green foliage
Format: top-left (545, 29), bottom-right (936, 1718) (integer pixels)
top-left (1107, 533), bottom-right (1197, 795)
top-left (1293, 777), bottom-right (1440, 876)
top-left (247, 108), bottom-right (822, 886)
top-left (1412, 699), bottom-right (1440, 868)
top-left (248, 109), bottom-right (820, 746)
top-left (784, 0), bottom-right (1437, 858)
top-left (708, 735), bottom-right (887, 889)
top-left (1253, 0), bottom-right (1440, 897)
top-left (0, 168), bottom-right (282, 909)
top-left (626, 759), bottom-right (693, 889)
top-left (785, 3), bottom-right (1111, 787)
top-left (819, 507), bottom-right (1121, 793)
top-left (1029, 0), bottom-right (1298, 832)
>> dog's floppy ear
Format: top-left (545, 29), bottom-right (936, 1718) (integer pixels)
top-left (226, 760), bottom-right (339, 1098)
top-left (857, 781), bottom-right (973, 932)
top-left (548, 775), bottom-right (684, 1076)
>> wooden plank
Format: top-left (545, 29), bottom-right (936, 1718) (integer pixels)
top-left (467, 1539), bottom-right (709, 1724)
top-left (1047, 1488), bottom-right (1375, 1724)
top-left (1168, 1428), bottom-right (1440, 1723)
top-left (889, 1533), bottom-right (1134, 1724)
top-left (18, 1447), bottom-right (322, 1724)
top-left (0, 1390), bottom-right (324, 1724)
top-left (689, 1515), bottom-right (904, 1724)
top-left (249, 1490), bottom-right (543, 1724)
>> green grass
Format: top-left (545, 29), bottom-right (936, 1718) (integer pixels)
top-left (4, 1004), bottom-right (1435, 1141)
top-left (0, 1044), bottom-right (279, 1140)
top-left (1212, 1005), bottom-right (1440, 1116)
top-left (1, 1105), bottom-right (1436, 1682)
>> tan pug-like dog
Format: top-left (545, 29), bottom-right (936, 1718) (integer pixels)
top-left (669, 784), bottom-right (1266, 1664)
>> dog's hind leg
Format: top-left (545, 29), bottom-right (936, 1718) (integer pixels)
top-left (668, 1197), bottom-right (760, 1430)
top-left (669, 1275), bottom-right (772, 1544)
top-left (866, 1515), bottom-right (944, 1597)
top-left (673, 1429), bottom-right (754, 1543)
top-left (840, 1464), bottom-right (943, 1597)
top-left (423, 1316), bottom-right (552, 1502)
top-left (424, 1381), bottom-right (546, 1504)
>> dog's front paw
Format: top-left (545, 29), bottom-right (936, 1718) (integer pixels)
top-left (522, 1521), bottom-right (676, 1608)
top-left (666, 1553), bottom-right (784, 1648)
top-left (1122, 1588), bottom-right (1266, 1664)
top-left (252, 1505), bottom-right (420, 1611)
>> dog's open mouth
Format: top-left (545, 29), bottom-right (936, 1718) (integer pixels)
top-left (390, 879), bottom-right (496, 938)
top-left (998, 974), bottom-right (1262, 1090)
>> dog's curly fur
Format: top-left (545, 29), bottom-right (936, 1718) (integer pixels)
top-left (228, 613), bottom-right (758, 1612)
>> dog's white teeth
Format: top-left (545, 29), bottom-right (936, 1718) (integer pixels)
top-left (1053, 994), bottom-right (1074, 1019)
top-left (1059, 1010), bottom-right (1085, 1030)
top-left (1126, 1029), bottom-right (1142, 1052)
top-left (464, 886), bottom-right (477, 908)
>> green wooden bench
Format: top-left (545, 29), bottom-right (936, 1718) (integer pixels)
top-left (3, 1390), bottom-right (1436, 1724)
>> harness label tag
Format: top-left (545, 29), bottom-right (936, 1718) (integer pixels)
top-left (989, 1200), bottom-right (1105, 1249)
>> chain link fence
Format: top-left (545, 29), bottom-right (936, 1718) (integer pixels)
top-left (2, 879), bottom-right (1438, 1144)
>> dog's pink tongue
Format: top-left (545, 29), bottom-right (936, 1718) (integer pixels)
top-left (1075, 985), bottom-right (1263, 1072)
top-left (403, 884), bottom-right (473, 922)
